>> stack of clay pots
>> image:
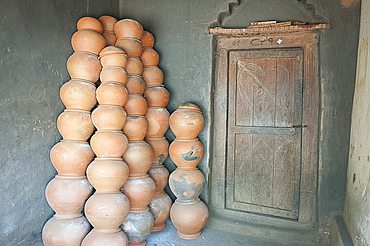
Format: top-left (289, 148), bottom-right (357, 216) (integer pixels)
top-left (141, 31), bottom-right (172, 232)
top-left (114, 19), bottom-right (156, 246)
top-left (42, 17), bottom-right (107, 245)
top-left (82, 43), bottom-right (131, 244)
top-left (169, 103), bottom-right (208, 239)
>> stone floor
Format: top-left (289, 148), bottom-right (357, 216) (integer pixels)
top-left (147, 217), bottom-right (323, 246)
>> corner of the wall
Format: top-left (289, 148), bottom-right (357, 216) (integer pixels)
top-left (329, 216), bottom-right (354, 246)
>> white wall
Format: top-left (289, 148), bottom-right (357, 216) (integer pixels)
top-left (343, 1), bottom-right (370, 245)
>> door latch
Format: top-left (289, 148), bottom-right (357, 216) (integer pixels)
top-left (291, 124), bottom-right (308, 129)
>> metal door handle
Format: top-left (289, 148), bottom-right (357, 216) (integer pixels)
top-left (291, 124), bottom-right (307, 128)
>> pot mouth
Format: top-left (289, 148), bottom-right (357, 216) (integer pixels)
top-left (129, 207), bottom-right (149, 213)
top-left (173, 138), bottom-right (199, 142)
top-left (143, 66), bottom-right (160, 70)
top-left (94, 157), bottom-right (123, 161)
top-left (116, 37), bottom-right (142, 43)
top-left (55, 174), bottom-right (86, 180)
top-left (127, 174), bottom-right (149, 179)
top-left (177, 103), bottom-right (201, 112)
top-left (60, 140), bottom-right (89, 144)
top-left (63, 109), bottom-right (91, 114)
top-left (175, 198), bottom-right (201, 205)
top-left (68, 79), bottom-right (96, 85)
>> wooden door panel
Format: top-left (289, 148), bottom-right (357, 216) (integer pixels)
top-left (227, 48), bottom-right (303, 219)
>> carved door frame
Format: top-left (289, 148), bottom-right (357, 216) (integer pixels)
top-left (210, 30), bottom-right (320, 225)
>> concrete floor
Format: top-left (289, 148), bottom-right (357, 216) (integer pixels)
top-left (147, 217), bottom-right (322, 246)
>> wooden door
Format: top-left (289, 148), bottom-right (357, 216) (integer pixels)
top-left (226, 48), bottom-right (303, 219)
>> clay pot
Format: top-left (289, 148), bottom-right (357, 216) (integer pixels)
top-left (122, 116), bottom-right (148, 142)
top-left (114, 19), bottom-right (144, 40)
top-left (96, 83), bottom-right (128, 107)
top-left (122, 142), bottom-right (153, 177)
top-left (71, 30), bottom-right (106, 56)
top-left (149, 193), bottom-right (172, 232)
top-left (91, 105), bottom-right (127, 131)
top-left (115, 38), bottom-right (142, 58)
top-left (86, 158), bottom-right (129, 193)
top-left (126, 76), bottom-right (145, 95)
top-left (140, 48), bottom-right (159, 67)
top-left (169, 103), bottom-right (204, 139)
top-left (170, 199), bottom-right (208, 239)
top-left (82, 229), bottom-right (128, 246)
top-left (77, 17), bottom-right (103, 34)
top-left (141, 31), bottom-right (154, 48)
top-left (124, 95), bottom-right (148, 116)
top-left (169, 169), bottom-right (205, 202)
top-left (57, 110), bottom-right (95, 142)
top-left (42, 215), bottom-right (91, 246)
top-left (121, 210), bottom-right (154, 246)
top-left (126, 58), bottom-right (143, 76)
top-left (100, 67), bottom-right (128, 85)
top-left (148, 165), bottom-right (169, 194)
top-left (145, 137), bottom-right (169, 165)
top-left (67, 52), bottom-right (102, 83)
top-left (144, 86), bottom-right (170, 108)
top-left (122, 176), bottom-right (156, 211)
top-left (99, 46), bottom-right (127, 68)
top-left (50, 141), bottom-right (94, 176)
top-left (169, 138), bottom-right (204, 169)
top-left (90, 130), bottom-right (128, 158)
top-left (142, 67), bottom-right (164, 86)
top-left (146, 108), bottom-right (169, 138)
top-left (85, 192), bottom-right (130, 232)
top-left (45, 175), bottom-right (93, 219)
top-left (98, 16), bottom-right (117, 32)
top-left (103, 32), bottom-right (117, 46)
top-left (60, 80), bottom-right (96, 111)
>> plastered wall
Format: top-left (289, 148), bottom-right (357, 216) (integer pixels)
top-left (343, 0), bottom-right (370, 245)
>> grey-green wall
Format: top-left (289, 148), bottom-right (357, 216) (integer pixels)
top-left (0, 1), bottom-right (118, 245)
top-left (120, 0), bottom-right (360, 233)
top-left (0, 0), bottom-right (360, 245)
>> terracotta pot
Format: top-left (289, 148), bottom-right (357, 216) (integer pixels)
top-left (60, 80), bottom-right (96, 111)
top-left (170, 199), bottom-right (208, 239)
top-left (115, 38), bottom-right (142, 58)
top-left (145, 137), bottom-right (169, 165)
top-left (77, 17), bottom-right (103, 34)
top-left (169, 169), bottom-right (205, 202)
top-left (122, 116), bottom-right (148, 142)
top-left (85, 192), bottom-right (130, 232)
top-left (148, 165), bottom-right (169, 194)
top-left (96, 82), bottom-right (128, 107)
top-left (122, 176), bottom-right (156, 211)
top-left (45, 175), bottom-right (93, 219)
top-left (82, 229), bottom-right (128, 246)
top-left (146, 108), bottom-right (169, 138)
top-left (141, 31), bottom-right (154, 48)
top-left (126, 58), bottom-right (143, 76)
top-left (67, 52), bottom-right (102, 83)
top-left (124, 95), bottom-right (148, 116)
top-left (142, 67), bottom-right (163, 86)
top-left (122, 142), bottom-right (153, 177)
top-left (144, 86), bottom-right (170, 108)
top-left (149, 192), bottom-right (172, 232)
top-left (98, 16), bottom-right (117, 32)
top-left (42, 215), bottom-right (91, 246)
top-left (102, 32), bottom-right (117, 46)
top-left (126, 76), bottom-right (145, 95)
top-left (57, 109), bottom-right (95, 142)
top-left (71, 30), bottom-right (106, 56)
top-left (140, 48), bottom-right (159, 67)
top-left (100, 67), bottom-right (128, 85)
top-left (91, 105), bottom-right (127, 131)
top-left (121, 210), bottom-right (154, 246)
top-left (99, 46), bottom-right (127, 68)
top-left (169, 138), bottom-right (204, 169)
top-left (90, 130), bottom-right (128, 158)
top-left (169, 103), bottom-right (204, 139)
top-left (50, 140), bottom-right (94, 176)
top-left (114, 19), bottom-right (144, 40)
top-left (87, 158), bottom-right (129, 193)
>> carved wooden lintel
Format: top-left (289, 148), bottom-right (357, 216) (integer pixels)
top-left (208, 23), bottom-right (330, 36)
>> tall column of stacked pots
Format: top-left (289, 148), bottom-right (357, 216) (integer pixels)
top-left (168, 103), bottom-right (208, 239)
top-left (114, 19), bottom-right (156, 246)
top-left (141, 31), bottom-right (172, 232)
top-left (42, 17), bottom-right (107, 245)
